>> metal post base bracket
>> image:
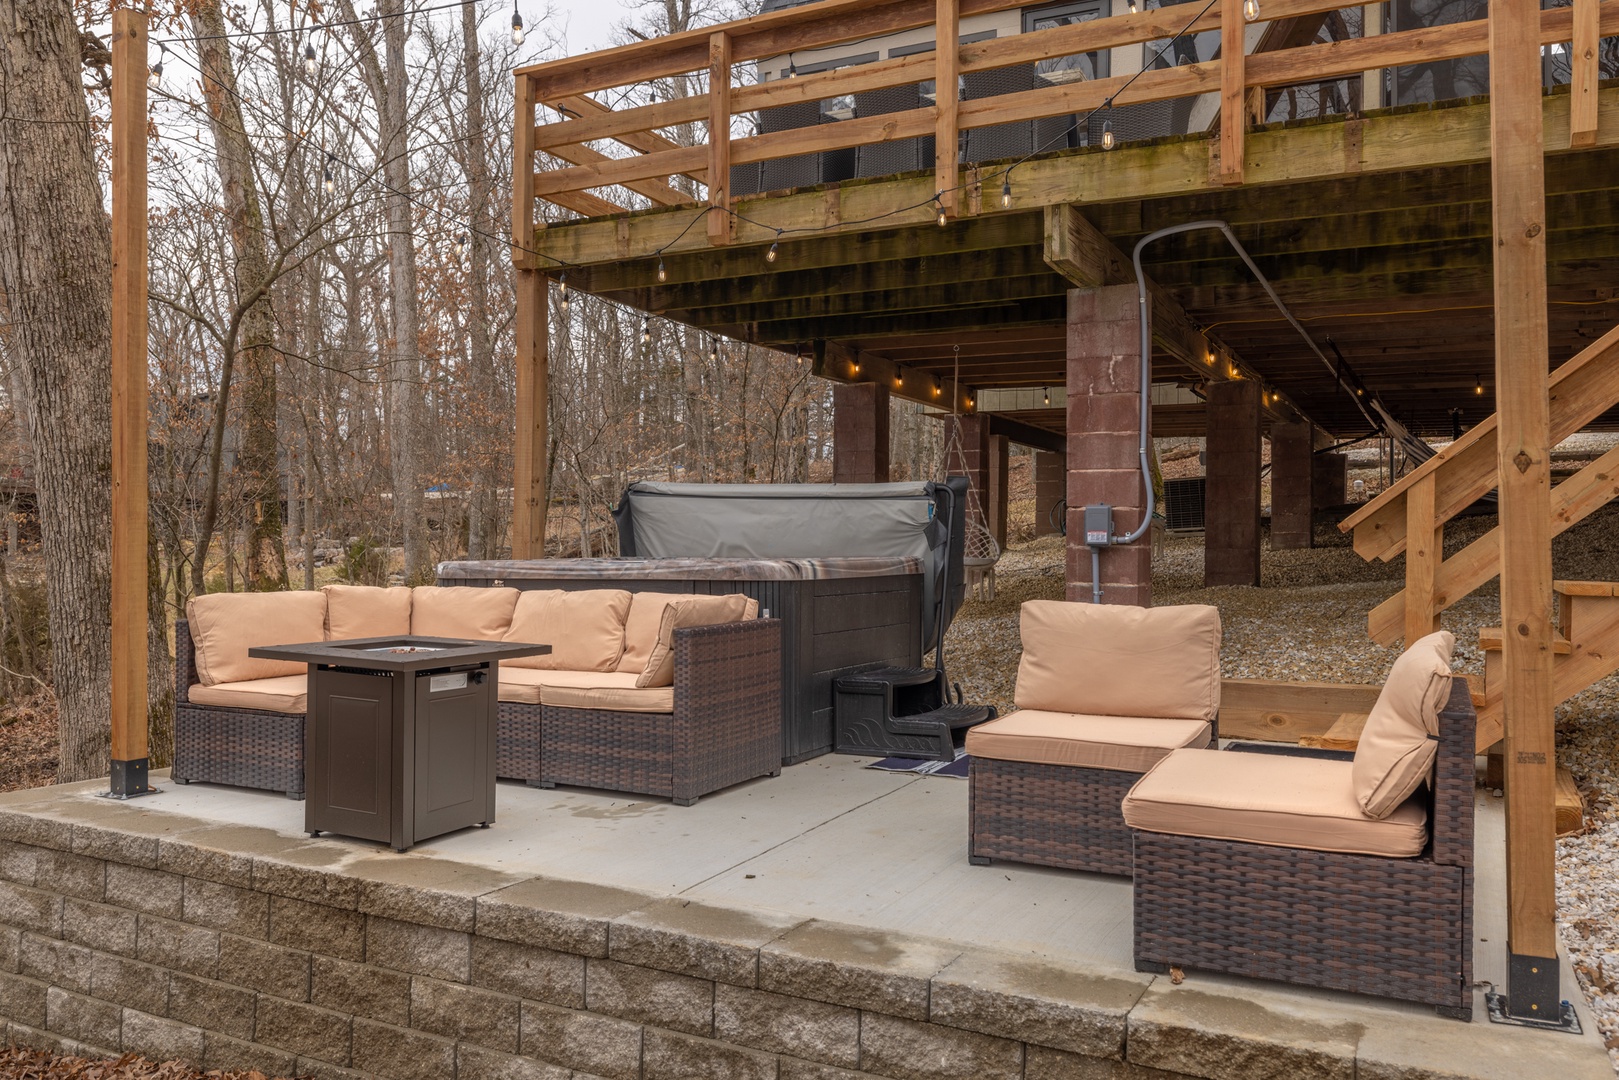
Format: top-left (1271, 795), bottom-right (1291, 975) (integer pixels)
top-left (1485, 992), bottom-right (1582, 1034)
top-left (98, 758), bottom-right (160, 800)
top-left (1487, 954), bottom-right (1581, 1033)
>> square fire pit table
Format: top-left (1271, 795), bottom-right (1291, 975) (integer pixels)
top-left (249, 636), bottom-right (549, 851)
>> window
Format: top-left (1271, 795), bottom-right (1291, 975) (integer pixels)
top-left (1023, 1), bottom-right (1110, 83)
top-left (1145, 0), bottom-right (1218, 71)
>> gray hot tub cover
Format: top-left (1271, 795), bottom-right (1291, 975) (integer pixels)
top-left (613, 480), bottom-right (968, 654)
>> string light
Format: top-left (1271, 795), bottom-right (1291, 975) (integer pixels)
top-left (656, 259), bottom-right (667, 283)
top-left (935, 195), bottom-right (947, 227)
top-left (1127, 0), bottom-right (1138, 11)
top-left (322, 155), bottom-right (335, 195)
top-left (303, 36), bottom-right (318, 78)
top-left (766, 232), bottom-right (781, 264)
top-left (1101, 119), bottom-right (1114, 150)
top-left (512, 6), bottom-right (525, 46)
top-left (894, 368), bottom-right (904, 388)
top-left (932, 377), bottom-right (941, 396)
top-left (1475, 376), bottom-right (1484, 396)
top-left (558, 271), bottom-right (569, 312)
top-left (641, 316), bottom-right (651, 344)
top-left (148, 42), bottom-right (166, 91)
top-left (1043, 386), bottom-right (1051, 406)
top-left (1243, 0), bottom-right (1261, 21)
top-left (451, 232), bottom-right (466, 259)
top-left (1000, 177), bottom-right (1012, 209)
top-left (708, 338), bottom-right (719, 363)
top-left (786, 54), bottom-right (798, 78)
top-left (851, 356), bottom-right (861, 375)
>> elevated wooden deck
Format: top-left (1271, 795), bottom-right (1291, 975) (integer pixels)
top-left (514, 0), bottom-right (1619, 441)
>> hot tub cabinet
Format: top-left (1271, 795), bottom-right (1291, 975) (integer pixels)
top-left (437, 558), bottom-right (923, 763)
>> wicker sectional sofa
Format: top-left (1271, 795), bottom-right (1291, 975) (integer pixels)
top-left (173, 584), bottom-right (782, 805)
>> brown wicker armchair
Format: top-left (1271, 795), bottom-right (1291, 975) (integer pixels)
top-left (173, 619), bottom-right (307, 799)
top-left (528, 617), bottom-right (783, 805)
top-left (1130, 678), bottom-right (1476, 1019)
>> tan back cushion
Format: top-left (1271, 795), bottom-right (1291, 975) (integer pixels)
top-left (504, 589), bottom-right (633, 671)
top-left (635, 594), bottom-right (756, 688)
top-left (184, 591), bottom-right (328, 686)
top-left (615, 592), bottom-right (697, 673)
top-left (323, 585), bottom-right (412, 641)
top-left (1352, 630), bottom-right (1455, 819)
top-left (409, 586), bottom-right (519, 641)
top-left (1013, 600), bottom-right (1221, 721)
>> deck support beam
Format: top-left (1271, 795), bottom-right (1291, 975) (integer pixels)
top-left (512, 273), bottom-right (549, 558)
top-left (1034, 450), bottom-right (1064, 538)
top-left (832, 382), bottom-right (891, 484)
top-left (1491, 0), bottom-right (1561, 1023)
top-left (987, 434), bottom-right (1010, 552)
top-left (1205, 380), bottom-right (1262, 587)
top-left (1269, 417), bottom-right (1314, 549)
top-left (1066, 285), bottom-right (1150, 607)
top-left (109, 7), bottom-right (154, 798)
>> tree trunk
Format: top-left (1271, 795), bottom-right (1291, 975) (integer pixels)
top-left (461, 0), bottom-right (497, 560)
top-left (192, 0), bottom-right (287, 593)
top-left (0, 0), bottom-right (115, 781)
top-left (345, 0), bottom-right (427, 581)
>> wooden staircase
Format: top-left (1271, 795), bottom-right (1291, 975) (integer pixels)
top-left (1339, 323), bottom-right (1619, 753)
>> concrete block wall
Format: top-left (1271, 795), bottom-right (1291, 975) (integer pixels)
top-left (0, 803), bottom-right (1216, 1080)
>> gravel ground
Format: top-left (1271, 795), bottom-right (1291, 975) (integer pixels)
top-left (945, 503), bottom-right (1619, 1067)
top-left (0, 1044), bottom-right (293, 1078)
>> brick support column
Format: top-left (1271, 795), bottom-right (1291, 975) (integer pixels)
top-left (1033, 450), bottom-right (1064, 537)
top-left (1313, 451), bottom-right (1348, 508)
top-left (833, 382), bottom-right (890, 484)
top-left (945, 415), bottom-right (990, 535)
top-left (1269, 418), bottom-right (1314, 549)
top-left (987, 435), bottom-right (1010, 551)
top-left (1065, 285), bottom-right (1150, 607)
top-left (1205, 380), bottom-right (1262, 586)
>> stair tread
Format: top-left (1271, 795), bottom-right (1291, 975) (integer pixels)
top-left (889, 704), bottom-right (996, 733)
top-left (836, 666), bottom-right (940, 691)
top-left (1553, 580), bottom-right (1619, 597)
top-left (1478, 627), bottom-right (1575, 654)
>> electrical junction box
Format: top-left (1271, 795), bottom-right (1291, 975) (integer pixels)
top-left (1084, 504), bottom-right (1115, 546)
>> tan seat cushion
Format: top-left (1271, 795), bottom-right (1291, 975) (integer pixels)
top-left (187, 675), bottom-right (308, 714)
top-left (616, 592), bottom-right (699, 674)
top-left (497, 668), bottom-right (645, 704)
top-left (323, 584), bottom-right (412, 641)
top-left (1352, 630), bottom-right (1455, 819)
top-left (540, 683), bottom-right (675, 715)
top-left (503, 589), bottom-right (632, 672)
top-left (409, 586), bottom-right (519, 641)
top-left (1122, 748), bottom-right (1429, 858)
top-left (185, 591), bottom-right (328, 685)
top-left (1014, 601), bottom-right (1220, 721)
top-left (965, 710), bottom-right (1211, 773)
top-left (636, 594), bottom-right (756, 688)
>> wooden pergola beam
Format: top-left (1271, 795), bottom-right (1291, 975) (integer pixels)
top-left (1491, 0), bottom-right (1560, 1022)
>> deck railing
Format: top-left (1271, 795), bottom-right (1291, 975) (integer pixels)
top-left (512, 0), bottom-right (1613, 263)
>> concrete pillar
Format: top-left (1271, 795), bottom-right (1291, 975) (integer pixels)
top-left (1033, 450), bottom-right (1064, 537)
top-left (1065, 285), bottom-right (1150, 607)
top-left (833, 382), bottom-right (890, 484)
top-left (987, 435), bottom-right (1010, 551)
top-left (945, 415), bottom-right (990, 535)
top-left (1205, 380), bottom-right (1262, 586)
top-left (1269, 418), bottom-right (1314, 549)
top-left (1313, 451), bottom-right (1348, 508)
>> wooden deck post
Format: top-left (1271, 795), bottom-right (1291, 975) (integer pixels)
top-left (1403, 472), bottom-right (1442, 646)
top-left (935, 0), bottom-right (960, 217)
top-left (1571, 0), bottom-right (1600, 148)
top-left (708, 32), bottom-right (732, 247)
top-left (1219, 0), bottom-right (1246, 185)
top-left (512, 73), bottom-right (547, 557)
top-left (108, 7), bottom-right (155, 798)
top-left (1491, 0), bottom-right (1561, 1023)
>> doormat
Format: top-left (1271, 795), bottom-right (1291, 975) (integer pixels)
top-left (864, 749), bottom-right (971, 778)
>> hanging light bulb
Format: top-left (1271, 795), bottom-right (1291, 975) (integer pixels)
top-left (1243, 0), bottom-right (1261, 21)
top-left (558, 271), bottom-right (569, 312)
top-left (935, 196), bottom-right (947, 227)
top-left (656, 258), bottom-right (667, 283)
top-left (1101, 119), bottom-right (1115, 150)
top-left (709, 339), bottom-right (719, 364)
top-left (1000, 177), bottom-right (1012, 209)
top-left (786, 54), bottom-right (799, 78)
top-left (851, 356), bottom-right (861, 375)
top-left (148, 43), bottom-right (166, 92)
top-left (641, 316), bottom-right (651, 345)
top-left (1127, 0), bottom-right (1138, 11)
top-left (933, 377), bottom-right (942, 396)
top-left (511, 6), bottom-right (525, 46)
top-left (1043, 386), bottom-right (1051, 406)
top-left (322, 156), bottom-right (335, 196)
top-left (766, 239), bottom-right (779, 264)
top-left (452, 233), bottom-right (467, 259)
top-left (304, 37), bottom-right (318, 78)
top-left (1475, 376), bottom-right (1484, 396)
top-left (894, 368), bottom-right (904, 388)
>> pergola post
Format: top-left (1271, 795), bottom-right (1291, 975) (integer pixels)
top-left (511, 73), bottom-right (548, 559)
top-left (1204, 380), bottom-right (1262, 587)
top-left (107, 7), bottom-right (155, 799)
top-left (1491, 0), bottom-right (1561, 1023)
top-left (832, 382), bottom-right (890, 484)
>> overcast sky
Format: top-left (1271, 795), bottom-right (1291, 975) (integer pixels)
top-left (547, 0), bottom-right (631, 55)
